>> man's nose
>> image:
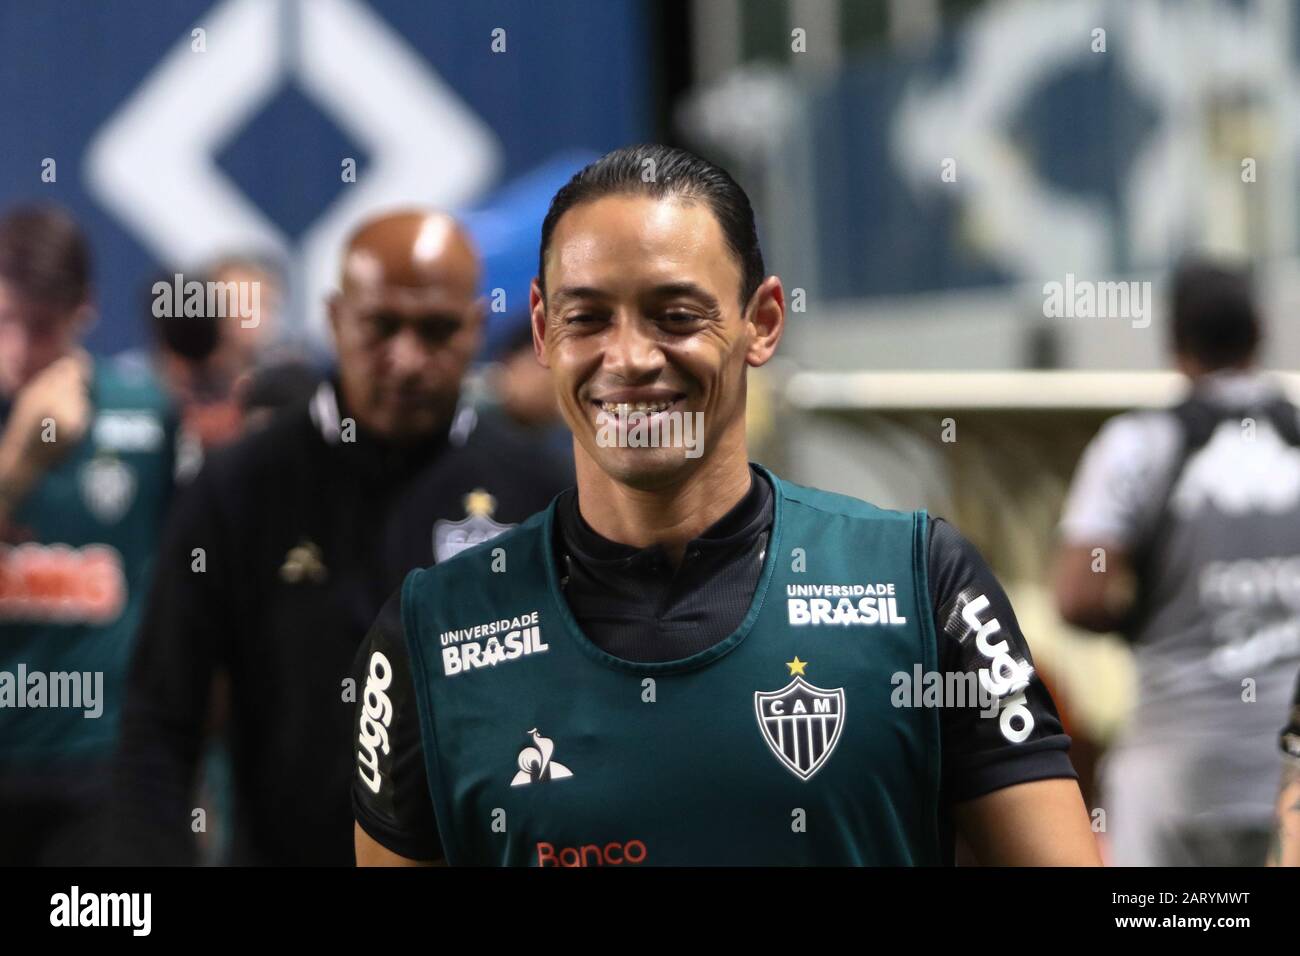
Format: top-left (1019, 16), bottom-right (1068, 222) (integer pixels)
top-left (603, 315), bottom-right (663, 380)
top-left (387, 326), bottom-right (428, 376)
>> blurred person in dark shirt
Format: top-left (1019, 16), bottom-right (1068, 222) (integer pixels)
top-left (488, 317), bottom-right (573, 480)
top-left (207, 254), bottom-right (285, 376)
top-left (112, 210), bottom-right (570, 865)
top-left (206, 253), bottom-right (324, 409)
top-left (140, 261), bottom-right (321, 463)
top-left (0, 205), bottom-right (176, 865)
top-left (143, 267), bottom-right (242, 457)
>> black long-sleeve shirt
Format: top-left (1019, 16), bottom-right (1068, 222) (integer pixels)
top-left (112, 382), bottom-right (571, 865)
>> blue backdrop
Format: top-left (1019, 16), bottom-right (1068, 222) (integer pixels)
top-left (0, 0), bottom-right (650, 355)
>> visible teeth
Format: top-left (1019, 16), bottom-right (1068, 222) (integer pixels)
top-left (600, 400), bottom-right (673, 414)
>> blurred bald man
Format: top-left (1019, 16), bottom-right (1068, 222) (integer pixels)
top-left (112, 211), bottom-right (571, 865)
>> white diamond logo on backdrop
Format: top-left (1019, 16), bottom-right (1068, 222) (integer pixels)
top-left (84, 0), bottom-right (501, 343)
top-left (892, 0), bottom-right (1296, 281)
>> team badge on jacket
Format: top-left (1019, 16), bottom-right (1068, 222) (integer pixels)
top-left (434, 488), bottom-right (515, 563)
top-left (280, 539), bottom-right (327, 584)
top-left (754, 658), bottom-right (845, 781)
top-left (511, 728), bottom-right (573, 786)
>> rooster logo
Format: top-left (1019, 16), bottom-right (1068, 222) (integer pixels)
top-left (510, 728), bottom-right (573, 786)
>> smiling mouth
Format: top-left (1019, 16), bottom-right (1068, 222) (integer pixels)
top-left (592, 398), bottom-right (682, 415)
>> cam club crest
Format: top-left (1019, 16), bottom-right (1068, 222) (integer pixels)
top-left (79, 455), bottom-right (137, 525)
top-left (754, 658), bottom-right (845, 781)
top-left (433, 488), bottom-right (514, 563)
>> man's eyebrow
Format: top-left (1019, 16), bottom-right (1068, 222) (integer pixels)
top-left (550, 285), bottom-right (610, 305)
top-left (644, 282), bottom-right (720, 309)
top-left (549, 282), bottom-right (722, 309)
top-left (405, 306), bottom-right (465, 319)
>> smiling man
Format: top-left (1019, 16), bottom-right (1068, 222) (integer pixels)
top-left (351, 146), bottom-right (1100, 866)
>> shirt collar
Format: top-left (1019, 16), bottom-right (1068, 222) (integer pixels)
top-left (308, 379), bottom-right (477, 448)
top-left (557, 464), bottom-right (774, 567)
top-left (309, 378), bottom-right (473, 479)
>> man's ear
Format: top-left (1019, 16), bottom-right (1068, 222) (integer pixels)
top-left (745, 276), bottom-right (785, 369)
top-left (467, 295), bottom-right (487, 329)
top-left (529, 278), bottom-right (549, 368)
top-left (463, 296), bottom-right (487, 354)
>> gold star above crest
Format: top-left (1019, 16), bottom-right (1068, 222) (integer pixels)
top-left (786, 656), bottom-right (808, 677)
top-left (464, 488), bottom-right (496, 517)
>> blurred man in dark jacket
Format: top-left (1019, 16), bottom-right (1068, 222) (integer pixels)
top-left (113, 210), bottom-right (570, 865)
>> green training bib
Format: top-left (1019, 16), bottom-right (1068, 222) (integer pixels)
top-left (402, 466), bottom-right (942, 865)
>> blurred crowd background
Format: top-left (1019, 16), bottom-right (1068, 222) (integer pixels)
top-left (2, 0), bottom-right (1299, 864)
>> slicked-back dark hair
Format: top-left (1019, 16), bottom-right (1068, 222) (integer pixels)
top-left (538, 144), bottom-right (765, 309)
top-left (1170, 259), bottom-right (1261, 370)
top-left (0, 203), bottom-right (91, 309)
